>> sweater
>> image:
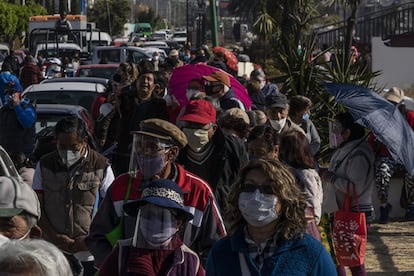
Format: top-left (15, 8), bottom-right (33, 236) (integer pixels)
top-left (205, 226), bottom-right (336, 275)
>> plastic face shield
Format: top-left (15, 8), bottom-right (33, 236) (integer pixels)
top-left (328, 121), bottom-right (343, 149)
top-left (132, 204), bottom-right (179, 249)
top-left (128, 133), bottom-right (171, 177)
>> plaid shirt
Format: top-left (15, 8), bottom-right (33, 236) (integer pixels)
top-left (20, 63), bottom-right (42, 89)
top-left (243, 226), bottom-right (280, 270)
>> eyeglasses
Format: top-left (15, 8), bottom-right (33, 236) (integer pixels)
top-left (240, 183), bottom-right (274, 194)
top-left (136, 140), bottom-right (172, 155)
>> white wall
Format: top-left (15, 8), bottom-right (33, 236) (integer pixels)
top-left (372, 36), bottom-right (414, 90)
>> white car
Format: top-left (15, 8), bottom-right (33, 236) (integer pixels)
top-left (22, 79), bottom-right (107, 112)
top-left (172, 31), bottom-right (187, 44)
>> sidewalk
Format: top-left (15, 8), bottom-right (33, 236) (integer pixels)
top-left (365, 220), bottom-right (414, 275)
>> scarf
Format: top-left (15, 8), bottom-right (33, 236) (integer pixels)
top-left (126, 236), bottom-right (183, 276)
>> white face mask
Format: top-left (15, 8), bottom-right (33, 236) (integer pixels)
top-left (186, 89), bottom-right (204, 101)
top-left (58, 149), bottom-right (82, 168)
top-left (259, 80), bottom-right (266, 90)
top-left (182, 128), bottom-right (210, 152)
top-left (269, 117), bottom-right (287, 132)
top-left (0, 234), bottom-right (9, 246)
top-left (238, 190), bottom-right (278, 227)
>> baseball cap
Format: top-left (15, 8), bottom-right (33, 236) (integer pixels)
top-left (0, 176), bottom-right (41, 220)
top-left (265, 93), bottom-right (288, 109)
top-left (132, 118), bottom-right (188, 149)
top-left (202, 71), bottom-right (231, 87)
top-left (224, 108), bottom-right (250, 124)
top-left (384, 87), bottom-right (404, 104)
top-left (180, 99), bottom-right (217, 124)
top-left (169, 49), bottom-right (179, 58)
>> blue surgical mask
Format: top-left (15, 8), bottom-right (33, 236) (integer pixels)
top-left (302, 113), bottom-right (310, 121)
top-left (137, 154), bottom-right (166, 179)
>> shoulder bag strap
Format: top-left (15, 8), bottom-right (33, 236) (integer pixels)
top-left (119, 175), bottom-right (134, 224)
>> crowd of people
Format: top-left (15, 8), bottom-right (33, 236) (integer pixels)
top-left (0, 42), bottom-right (413, 276)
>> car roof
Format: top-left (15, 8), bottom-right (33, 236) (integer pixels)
top-left (35, 103), bottom-right (89, 114)
top-left (78, 64), bottom-right (119, 69)
top-left (36, 43), bottom-right (82, 50)
top-left (142, 41), bottom-right (169, 47)
top-left (23, 82), bottom-right (107, 94)
top-left (41, 77), bottom-right (110, 86)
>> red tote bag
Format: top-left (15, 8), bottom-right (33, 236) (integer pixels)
top-left (332, 183), bottom-right (367, 267)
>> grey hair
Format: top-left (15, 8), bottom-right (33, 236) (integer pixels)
top-left (0, 239), bottom-right (72, 276)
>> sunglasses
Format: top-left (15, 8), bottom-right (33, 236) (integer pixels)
top-left (205, 83), bottom-right (223, 95)
top-left (240, 183), bottom-right (274, 194)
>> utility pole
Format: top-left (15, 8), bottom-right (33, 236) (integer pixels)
top-left (209, 0), bottom-right (218, 46)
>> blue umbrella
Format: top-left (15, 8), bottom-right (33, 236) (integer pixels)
top-left (325, 83), bottom-right (414, 176)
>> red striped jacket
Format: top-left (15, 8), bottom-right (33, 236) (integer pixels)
top-left (86, 163), bottom-right (227, 267)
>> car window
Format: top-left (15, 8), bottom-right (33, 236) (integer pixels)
top-left (26, 91), bottom-right (98, 111)
top-left (128, 49), bottom-right (147, 63)
top-left (98, 49), bottom-right (121, 63)
top-left (79, 67), bottom-right (117, 79)
top-left (35, 114), bottom-right (67, 134)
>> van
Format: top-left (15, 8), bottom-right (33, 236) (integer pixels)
top-left (134, 23), bottom-right (152, 37)
top-left (86, 31), bottom-right (112, 48)
top-left (35, 42), bottom-right (82, 59)
top-left (91, 45), bottom-right (152, 64)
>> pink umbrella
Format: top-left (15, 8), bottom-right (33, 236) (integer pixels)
top-left (168, 63), bottom-right (251, 110)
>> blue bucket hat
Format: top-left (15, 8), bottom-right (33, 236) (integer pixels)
top-left (123, 179), bottom-right (193, 222)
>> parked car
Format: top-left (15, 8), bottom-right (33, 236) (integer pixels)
top-left (75, 64), bottom-right (119, 79)
top-left (0, 145), bottom-right (20, 178)
top-left (138, 47), bottom-right (167, 63)
top-left (91, 45), bottom-right (152, 64)
top-left (141, 41), bottom-right (171, 55)
top-left (23, 78), bottom-right (107, 112)
top-left (172, 30), bottom-right (187, 44)
top-left (33, 104), bottom-right (97, 161)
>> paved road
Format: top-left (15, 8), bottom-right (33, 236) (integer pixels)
top-left (365, 220), bottom-right (414, 275)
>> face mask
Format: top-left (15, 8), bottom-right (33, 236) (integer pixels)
top-left (0, 234), bottom-right (9, 246)
top-left (139, 208), bottom-right (178, 247)
top-left (259, 80), bottom-right (266, 90)
top-left (153, 56), bottom-right (160, 61)
top-left (238, 189), bottom-right (278, 227)
top-left (137, 154), bottom-right (166, 179)
top-left (302, 113), bottom-right (310, 121)
top-left (58, 149), bottom-right (82, 168)
top-left (182, 128), bottom-right (210, 152)
top-left (186, 89), bottom-right (203, 100)
top-left (269, 117), bottom-right (287, 132)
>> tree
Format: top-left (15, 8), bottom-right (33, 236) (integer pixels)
top-left (0, 0), bottom-right (45, 45)
top-left (87, 0), bottom-right (130, 36)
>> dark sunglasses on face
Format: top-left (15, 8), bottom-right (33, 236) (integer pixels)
top-left (240, 183), bottom-right (274, 194)
top-left (205, 83), bottom-right (223, 95)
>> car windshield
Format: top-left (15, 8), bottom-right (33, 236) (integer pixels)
top-left (78, 67), bottom-right (117, 79)
top-left (38, 48), bottom-right (81, 59)
top-left (35, 113), bottom-right (68, 134)
top-left (25, 91), bottom-right (98, 110)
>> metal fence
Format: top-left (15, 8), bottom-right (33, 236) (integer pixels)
top-left (314, 2), bottom-right (414, 48)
